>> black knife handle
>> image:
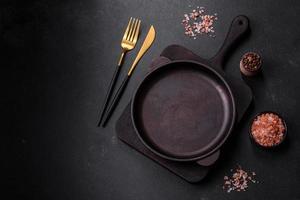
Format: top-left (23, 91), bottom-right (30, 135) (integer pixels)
top-left (97, 65), bottom-right (121, 126)
top-left (101, 76), bottom-right (130, 127)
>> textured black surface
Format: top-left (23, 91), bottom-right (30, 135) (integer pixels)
top-left (3, 0), bottom-right (300, 200)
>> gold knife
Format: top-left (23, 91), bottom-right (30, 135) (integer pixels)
top-left (102, 26), bottom-right (156, 127)
top-left (127, 25), bottom-right (156, 76)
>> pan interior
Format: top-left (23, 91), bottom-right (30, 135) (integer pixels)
top-left (133, 62), bottom-right (234, 159)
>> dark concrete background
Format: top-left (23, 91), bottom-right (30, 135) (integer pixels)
top-left (2, 0), bottom-right (300, 199)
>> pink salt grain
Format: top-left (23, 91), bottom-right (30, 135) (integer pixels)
top-left (251, 113), bottom-right (285, 147)
top-left (181, 6), bottom-right (217, 39)
top-left (223, 165), bottom-right (257, 193)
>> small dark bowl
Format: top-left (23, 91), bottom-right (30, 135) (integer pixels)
top-left (240, 52), bottom-right (262, 77)
top-left (249, 111), bottom-right (287, 149)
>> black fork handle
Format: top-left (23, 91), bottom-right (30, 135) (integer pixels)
top-left (101, 76), bottom-right (130, 127)
top-left (97, 65), bottom-right (122, 126)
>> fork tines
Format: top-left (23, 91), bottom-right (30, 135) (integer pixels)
top-left (123, 17), bottom-right (141, 44)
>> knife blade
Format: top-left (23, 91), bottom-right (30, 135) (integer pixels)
top-left (127, 25), bottom-right (156, 76)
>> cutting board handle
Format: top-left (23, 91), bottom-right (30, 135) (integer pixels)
top-left (210, 15), bottom-right (249, 69)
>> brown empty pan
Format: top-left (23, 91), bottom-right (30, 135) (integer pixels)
top-left (131, 16), bottom-right (250, 166)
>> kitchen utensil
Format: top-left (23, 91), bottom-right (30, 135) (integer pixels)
top-left (98, 17), bottom-right (141, 126)
top-left (131, 15), bottom-right (249, 166)
top-left (116, 43), bottom-right (253, 182)
top-left (102, 26), bottom-right (156, 127)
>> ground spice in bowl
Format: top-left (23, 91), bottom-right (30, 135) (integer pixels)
top-left (240, 52), bottom-right (262, 76)
top-left (250, 112), bottom-right (286, 148)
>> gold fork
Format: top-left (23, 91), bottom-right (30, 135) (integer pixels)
top-left (98, 18), bottom-right (141, 126)
top-left (118, 17), bottom-right (141, 65)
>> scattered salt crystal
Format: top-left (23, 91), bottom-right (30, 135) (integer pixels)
top-left (222, 165), bottom-right (258, 193)
top-left (181, 6), bottom-right (217, 39)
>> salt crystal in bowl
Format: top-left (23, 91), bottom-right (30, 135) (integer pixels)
top-left (249, 111), bottom-right (287, 148)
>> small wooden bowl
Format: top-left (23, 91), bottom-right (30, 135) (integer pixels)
top-left (249, 111), bottom-right (287, 149)
top-left (240, 52), bottom-right (262, 76)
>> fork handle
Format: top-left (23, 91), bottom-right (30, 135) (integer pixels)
top-left (118, 50), bottom-right (126, 66)
top-left (97, 63), bottom-right (122, 126)
top-left (101, 76), bottom-right (130, 127)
